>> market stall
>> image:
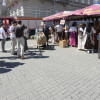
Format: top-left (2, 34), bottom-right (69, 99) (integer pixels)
top-left (43, 4), bottom-right (100, 58)
top-left (77, 4), bottom-right (100, 59)
top-left (66, 4), bottom-right (100, 20)
top-left (43, 4), bottom-right (100, 21)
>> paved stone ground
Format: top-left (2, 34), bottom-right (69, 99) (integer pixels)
top-left (0, 39), bottom-right (100, 100)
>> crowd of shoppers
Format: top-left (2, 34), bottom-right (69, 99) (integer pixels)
top-left (0, 19), bottom-right (99, 60)
top-left (0, 20), bottom-right (28, 59)
top-left (49, 20), bottom-right (98, 54)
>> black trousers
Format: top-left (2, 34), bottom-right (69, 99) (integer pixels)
top-left (23, 36), bottom-right (28, 52)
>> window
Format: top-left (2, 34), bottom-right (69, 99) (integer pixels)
top-left (74, 0), bottom-right (78, 2)
top-left (13, 11), bottom-right (16, 16)
top-left (19, 9), bottom-right (21, 16)
top-left (56, 10), bottom-right (60, 14)
top-left (81, 0), bottom-right (85, 3)
top-left (10, 11), bottom-right (13, 16)
top-left (33, 8), bottom-right (40, 18)
top-left (9, 0), bottom-right (12, 2)
top-left (94, 0), bottom-right (99, 3)
top-left (20, 6), bottom-right (24, 16)
top-left (16, 9), bottom-right (19, 16)
top-left (87, 0), bottom-right (91, 5)
top-left (46, 11), bottom-right (51, 16)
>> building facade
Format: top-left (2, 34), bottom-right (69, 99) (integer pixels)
top-left (8, 0), bottom-right (94, 18)
top-left (0, 0), bottom-right (2, 16)
top-left (0, 0), bottom-right (9, 17)
top-left (93, 0), bottom-right (100, 3)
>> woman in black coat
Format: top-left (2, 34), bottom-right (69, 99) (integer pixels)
top-left (43, 24), bottom-right (50, 46)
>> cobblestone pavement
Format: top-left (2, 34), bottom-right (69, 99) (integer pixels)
top-left (0, 39), bottom-right (100, 100)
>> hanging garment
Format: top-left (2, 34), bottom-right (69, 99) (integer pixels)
top-left (78, 27), bottom-right (86, 50)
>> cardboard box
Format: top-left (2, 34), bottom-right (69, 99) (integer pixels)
top-left (59, 40), bottom-right (66, 48)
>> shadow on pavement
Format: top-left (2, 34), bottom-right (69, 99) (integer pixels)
top-left (24, 44), bottom-right (57, 59)
top-left (29, 44), bottom-right (56, 51)
top-left (0, 44), bottom-right (56, 60)
top-left (0, 61), bottom-right (24, 74)
top-left (46, 45), bottom-right (56, 51)
top-left (25, 49), bottom-right (49, 59)
top-left (0, 68), bottom-right (11, 74)
top-left (0, 56), bottom-right (17, 60)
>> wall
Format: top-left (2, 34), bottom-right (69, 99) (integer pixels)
top-left (23, 0), bottom-right (66, 17)
top-left (9, 0), bottom-right (94, 17)
top-left (9, 0), bottom-right (66, 17)
top-left (0, 0), bottom-right (9, 17)
top-left (0, 0), bottom-right (2, 16)
top-left (9, 0), bottom-right (24, 17)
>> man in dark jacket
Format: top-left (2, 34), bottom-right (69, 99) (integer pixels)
top-left (43, 24), bottom-right (49, 46)
top-left (15, 20), bottom-right (25, 59)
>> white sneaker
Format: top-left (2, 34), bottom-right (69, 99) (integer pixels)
top-left (91, 50), bottom-right (94, 53)
top-left (87, 50), bottom-right (90, 54)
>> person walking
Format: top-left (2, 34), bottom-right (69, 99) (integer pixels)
top-left (0, 23), bottom-right (7, 52)
top-left (15, 20), bottom-right (25, 59)
top-left (9, 21), bottom-right (17, 55)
